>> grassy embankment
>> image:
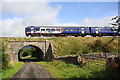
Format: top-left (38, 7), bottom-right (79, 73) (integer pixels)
top-left (1, 37), bottom-right (119, 56)
top-left (52, 37), bottom-right (118, 56)
top-left (2, 62), bottom-right (24, 79)
top-left (37, 60), bottom-right (106, 79)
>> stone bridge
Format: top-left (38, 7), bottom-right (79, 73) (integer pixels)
top-left (6, 40), bottom-right (54, 61)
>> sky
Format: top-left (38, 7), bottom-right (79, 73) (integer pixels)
top-left (0, 0), bottom-right (119, 37)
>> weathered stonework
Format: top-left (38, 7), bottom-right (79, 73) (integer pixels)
top-left (6, 40), bottom-right (54, 61)
top-left (80, 53), bottom-right (120, 60)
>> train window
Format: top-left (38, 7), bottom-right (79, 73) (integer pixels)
top-left (74, 29), bottom-right (80, 31)
top-left (65, 29), bottom-right (69, 31)
top-left (64, 29), bottom-right (75, 31)
top-left (56, 29), bottom-right (60, 31)
top-left (51, 29), bottom-right (55, 31)
top-left (46, 29), bottom-right (50, 31)
top-left (67, 29), bottom-right (71, 31)
top-left (27, 28), bottom-right (30, 31)
top-left (36, 28), bottom-right (39, 31)
top-left (64, 29), bottom-right (66, 31)
top-left (41, 29), bottom-right (45, 31)
top-left (100, 29), bottom-right (111, 31)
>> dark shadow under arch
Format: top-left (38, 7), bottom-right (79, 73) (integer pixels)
top-left (18, 45), bottom-right (44, 62)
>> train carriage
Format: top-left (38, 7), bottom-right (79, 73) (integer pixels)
top-left (61, 27), bottom-right (89, 37)
top-left (25, 26), bottom-right (118, 37)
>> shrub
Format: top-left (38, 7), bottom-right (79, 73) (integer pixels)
top-left (103, 45), bottom-right (114, 53)
top-left (1, 42), bottom-right (10, 70)
top-left (82, 48), bottom-right (89, 54)
top-left (89, 39), bottom-right (104, 53)
top-left (2, 53), bottom-right (10, 70)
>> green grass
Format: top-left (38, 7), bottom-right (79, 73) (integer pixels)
top-left (20, 56), bottom-right (37, 59)
top-left (2, 62), bottom-right (24, 79)
top-left (36, 60), bottom-right (106, 79)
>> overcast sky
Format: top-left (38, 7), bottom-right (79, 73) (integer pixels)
top-left (0, 0), bottom-right (119, 37)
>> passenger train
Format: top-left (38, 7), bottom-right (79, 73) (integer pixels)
top-left (25, 26), bottom-right (119, 37)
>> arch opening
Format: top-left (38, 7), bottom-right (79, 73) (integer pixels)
top-left (18, 45), bottom-right (44, 62)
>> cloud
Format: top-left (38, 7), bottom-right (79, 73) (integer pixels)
top-left (56, 17), bottom-right (113, 27)
top-left (80, 17), bottom-right (113, 26)
top-left (2, 18), bottom-right (24, 37)
top-left (3, 2), bottom-right (61, 16)
top-left (1, 2), bottom-right (61, 37)
top-left (1, 16), bottom-right (60, 37)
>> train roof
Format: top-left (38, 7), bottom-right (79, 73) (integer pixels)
top-left (26, 25), bottom-right (88, 27)
top-left (25, 25), bottom-right (113, 28)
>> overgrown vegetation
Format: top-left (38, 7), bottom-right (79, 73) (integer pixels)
top-left (52, 37), bottom-right (118, 56)
top-left (2, 62), bottom-right (24, 79)
top-left (0, 39), bottom-right (10, 70)
top-left (89, 39), bottom-right (117, 53)
top-left (0, 38), bottom-right (24, 80)
top-left (37, 60), bottom-right (106, 79)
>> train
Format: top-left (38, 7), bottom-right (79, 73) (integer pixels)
top-left (25, 26), bottom-right (119, 37)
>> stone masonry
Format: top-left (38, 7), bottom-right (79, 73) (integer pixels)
top-left (6, 40), bottom-right (54, 61)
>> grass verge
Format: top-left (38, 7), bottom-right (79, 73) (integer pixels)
top-left (2, 62), bottom-right (24, 79)
top-left (36, 60), bottom-right (106, 79)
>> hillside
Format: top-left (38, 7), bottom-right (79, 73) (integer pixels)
top-left (0, 37), bottom-right (119, 56)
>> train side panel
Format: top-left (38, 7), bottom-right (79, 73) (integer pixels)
top-left (61, 27), bottom-right (89, 36)
top-left (98, 28), bottom-right (117, 36)
top-left (25, 26), bottom-right (118, 37)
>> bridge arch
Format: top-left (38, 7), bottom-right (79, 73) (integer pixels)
top-left (18, 45), bottom-right (44, 61)
top-left (6, 41), bottom-right (54, 61)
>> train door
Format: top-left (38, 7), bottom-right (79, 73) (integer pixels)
top-left (89, 27), bottom-right (91, 34)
